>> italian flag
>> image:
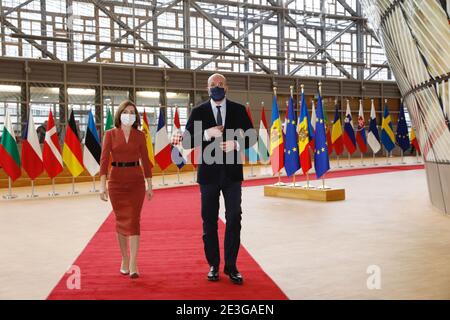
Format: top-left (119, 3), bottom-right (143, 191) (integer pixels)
top-left (0, 110), bottom-right (21, 181)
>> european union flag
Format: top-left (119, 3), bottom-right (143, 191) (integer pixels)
top-left (284, 94), bottom-right (300, 177)
top-left (314, 93), bottom-right (330, 178)
top-left (396, 103), bottom-right (410, 152)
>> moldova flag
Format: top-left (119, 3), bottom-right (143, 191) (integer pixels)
top-left (343, 101), bottom-right (357, 155)
top-left (297, 90), bottom-right (312, 174)
top-left (284, 94), bottom-right (300, 177)
top-left (270, 94), bottom-right (284, 175)
top-left (381, 104), bottom-right (396, 152)
top-left (21, 111), bottom-right (44, 180)
top-left (331, 103), bottom-right (344, 156)
top-left (314, 93), bottom-right (330, 178)
top-left (62, 109), bottom-right (84, 177)
top-left (396, 103), bottom-right (410, 152)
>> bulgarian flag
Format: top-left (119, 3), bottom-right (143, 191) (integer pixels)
top-left (0, 110), bottom-right (21, 181)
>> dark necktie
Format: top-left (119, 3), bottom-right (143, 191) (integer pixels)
top-left (216, 106), bottom-right (223, 126)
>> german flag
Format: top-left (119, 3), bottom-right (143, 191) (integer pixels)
top-left (63, 109), bottom-right (84, 177)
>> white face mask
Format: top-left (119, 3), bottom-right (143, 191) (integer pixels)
top-left (121, 113), bottom-right (136, 127)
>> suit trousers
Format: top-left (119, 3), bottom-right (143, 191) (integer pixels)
top-left (199, 166), bottom-right (242, 271)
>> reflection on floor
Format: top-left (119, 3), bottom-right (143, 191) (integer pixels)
top-left (2, 157), bottom-right (447, 300)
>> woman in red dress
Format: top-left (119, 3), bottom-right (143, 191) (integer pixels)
top-left (99, 100), bottom-right (153, 279)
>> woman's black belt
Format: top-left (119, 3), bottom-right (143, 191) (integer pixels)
top-left (111, 161), bottom-right (140, 167)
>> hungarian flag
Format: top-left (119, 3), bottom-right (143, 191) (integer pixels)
top-left (43, 110), bottom-right (63, 178)
top-left (0, 110), bottom-right (21, 181)
top-left (83, 111), bottom-right (101, 176)
top-left (269, 94), bottom-right (284, 175)
top-left (62, 109), bottom-right (84, 177)
top-left (331, 103), bottom-right (344, 156)
top-left (155, 107), bottom-right (172, 171)
top-left (142, 109), bottom-right (155, 168)
top-left (355, 100), bottom-right (368, 153)
top-left (258, 106), bottom-right (270, 164)
top-left (297, 90), bottom-right (312, 174)
top-left (171, 107), bottom-right (186, 169)
top-left (410, 127), bottom-right (420, 153)
top-left (21, 111), bottom-right (43, 180)
top-left (343, 100), bottom-right (357, 155)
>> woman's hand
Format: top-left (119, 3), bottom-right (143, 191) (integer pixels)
top-left (100, 185), bottom-right (109, 201)
top-left (145, 178), bottom-right (153, 201)
top-left (146, 186), bottom-right (153, 200)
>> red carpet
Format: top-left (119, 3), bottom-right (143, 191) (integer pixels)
top-left (47, 164), bottom-right (423, 300)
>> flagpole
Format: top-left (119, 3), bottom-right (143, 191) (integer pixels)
top-left (373, 151), bottom-right (377, 166)
top-left (2, 177), bottom-right (18, 199)
top-left (68, 176), bottom-right (78, 195)
top-left (48, 178), bottom-right (59, 197)
top-left (90, 175), bottom-right (98, 193)
top-left (27, 179), bottom-right (39, 198)
top-left (175, 168), bottom-right (183, 185)
top-left (190, 166), bottom-right (196, 183)
top-left (348, 153), bottom-right (353, 167)
top-left (400, 149), bottom-right (405, 164)
top-left (160, 170), bottom-right (168, 186)
top-left (416, 150), bottom-right (420, 163)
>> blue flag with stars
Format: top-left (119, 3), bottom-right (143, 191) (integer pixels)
top-left (396, 103), bottom-right (410, 152)
top-left (314, 93), bottom-right (330, 178)
top-left (284, 94), bottom-right (300, 177)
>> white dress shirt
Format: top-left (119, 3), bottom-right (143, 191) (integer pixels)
top-left (204, 98), bottom-right (239, 151)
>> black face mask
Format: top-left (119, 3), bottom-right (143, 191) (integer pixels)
top-left (209, 87), bottom-right (226, 102)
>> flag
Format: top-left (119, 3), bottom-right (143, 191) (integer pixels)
top-left (43, 110), bottom-right (63, 178)
top-left (297, 90), bottom-right (312, 174)
top-left (396, 103), bottom-right (410, 152)
top-left (323, 102), bottom-right (333, 155)
top-left (367, 100), bottom-right (381, 153)
top-left (105, 107), bottom-right (114, 132)
top-left (244, 106), bottom-right (259, 164)
top-left (171, 107), bottom-right (186, 169)
top-left (355, 100), bottom-right (368, 153)
top-left (0, 110), bottom-right (21, 181)
top-left (410, 127), bottom-right (420, 153)
top-left (343, 101), bottom-right (357, 155)
top-left (63, 109), bottom-right (84, 177)
top-left (310, 100), bottom-right (317, 150)
top-left (284, 94), bottom-right (300, 177)
top-left (258, 106), bottom-right (270, 163)
top-left (381, 104), bottom-right (396, 152)
top-left (21, 111), bottom-right (43, 180)
top-left (269, 94), bottom-right (284, 175)
top-left (142, 109), bottom-right (155, 168)
top-left (331, 103), bottom-right (344, 156)
top-left (83, 111), bottom-right (101, 176)
top-left (314, 93), bottom-right (330, 178)
top-left (155, 107), bottom-right (172, 170)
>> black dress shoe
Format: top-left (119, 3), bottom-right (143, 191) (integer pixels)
top-left (224, 268), bottom-right (243, 285)
top-left (207, 266), bottom-right (219, 281)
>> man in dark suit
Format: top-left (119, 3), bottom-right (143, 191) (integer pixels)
top-left (182, 73), bottom-right (255, 284)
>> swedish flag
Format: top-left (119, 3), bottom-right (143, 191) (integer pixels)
top-left (284, 94), bottom-right (300, 177)
top-left (381, 104), bottom-right (396, 152)
top-left (314, 93), bottom-right (330, 179)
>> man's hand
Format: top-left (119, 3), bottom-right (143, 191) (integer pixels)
top-left (205, 125), bottom-right (224, 139)
top-left (220, 140), bottom-right (237, 153)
